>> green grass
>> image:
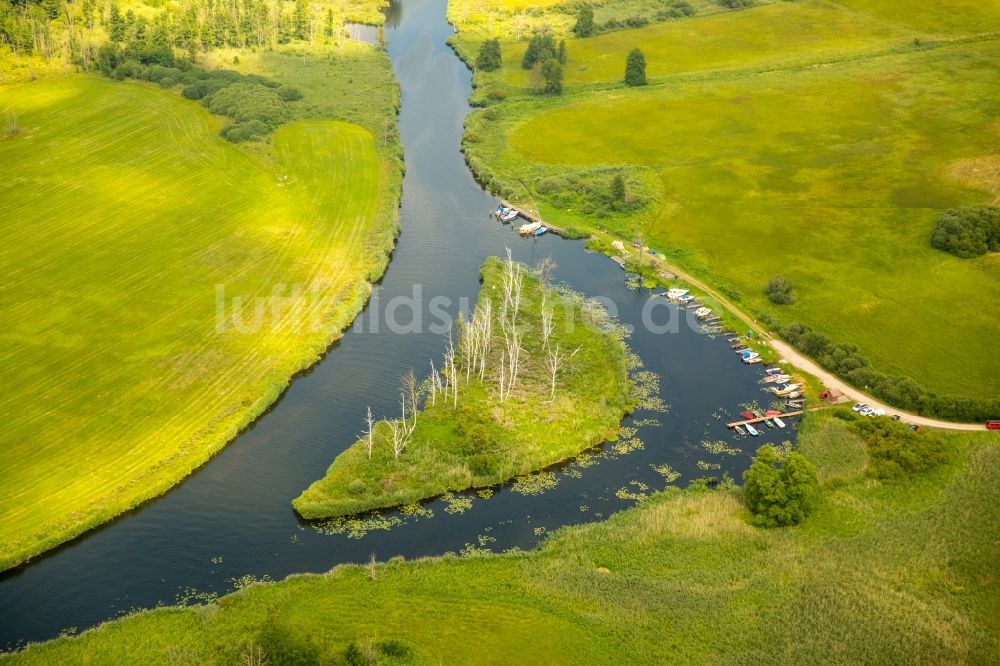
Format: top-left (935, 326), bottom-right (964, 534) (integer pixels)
top-left (493, 1), bottom-right (917, 90)
top-left (7, 418), bottom-right (998, 664)
top-left (0, 53), bottom-right (400, 571)
top-left (460, 0), bottom-right (1000, 406)
top-left (293, 256), bottom-right (632, 518)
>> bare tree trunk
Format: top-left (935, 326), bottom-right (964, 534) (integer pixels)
top-left (547, 344), bottom-right (562, 401)
top-left (364, 406), bottom-right (375, 459)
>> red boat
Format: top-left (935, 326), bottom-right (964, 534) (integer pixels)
top-left (741, 410), bottom-right (753, 420)
top-left (765, 409), bottom-right (782, 417)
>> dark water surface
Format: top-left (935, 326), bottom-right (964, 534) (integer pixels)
top-left (0, 0), bottom-right (795, 648)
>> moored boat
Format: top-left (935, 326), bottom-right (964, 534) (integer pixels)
top-left (746, 424), bottom-right (760, 436)
top-left (518, 221), bottom-right (541, 235)
top-left (502, 209), bottom-right (520, 222)
top-left (533, 226), bottom-right (547, 237)
top-left (773, 417), bottom-right (786, 428)
top-left (735, 425), bottom-right (747, 436)
top-left (695, 306), bottom-right (712, 319)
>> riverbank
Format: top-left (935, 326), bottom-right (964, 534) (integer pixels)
top-left (0, 34), bottom-right (403, 571)
top-left (293, 255), bottom-right (633, 518)
top-left (7, 413), bottom-right (998, 664)
top-left (456, 0), bottom-right (1000, 421)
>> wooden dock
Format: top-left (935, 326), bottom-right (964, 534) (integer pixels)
top-left (497, 199), bottom-right (570, 236)
top-left (727, 410), bottom-right (804, 428)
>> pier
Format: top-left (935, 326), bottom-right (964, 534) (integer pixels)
top-left (726, 410), bottom-right (804, 429)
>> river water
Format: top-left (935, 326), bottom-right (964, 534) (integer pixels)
top-left (0, 0), bottom-right (795, 648)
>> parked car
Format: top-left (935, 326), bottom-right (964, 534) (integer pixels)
top-left (892, 415), bottom-right (901, 421)
top-left (852, 403), bottom-right (866, 412)
top-left (859, 407), bottom-right (873, 416)
top-left (908, 424), bottom-right (920, 431)
top-left (870, 408), bottom-right (886, 417)
top-left (987, 420), bottom-right (1000, 431)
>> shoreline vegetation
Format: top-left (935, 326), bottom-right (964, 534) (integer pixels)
top-left (6, 412), bottom-right (998, 663)
top-left (450, 0), bottom-right (1000, 423)
top-left (293, 254), bottom-right (634, 518)
top-left (0, 0), bottom-right (403, 570)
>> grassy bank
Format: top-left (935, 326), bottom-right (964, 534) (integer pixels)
top-left (7, 415), bottom-right (997, 664)
top-left (294, 255), bottom-right (632, 518)
top-left (0, 36), bottom-right (401, 570)
top-left (458, 0), bottom-right (1000, 412)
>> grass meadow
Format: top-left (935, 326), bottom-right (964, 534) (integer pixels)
top-left (293, 256), bottom-right (632, 518)
top-left (0, 45), bottom-right (400, 571)
top-left (6, 416), bottom-right (998, 664)
top-left (461, 0), bottom-right (1000, 404)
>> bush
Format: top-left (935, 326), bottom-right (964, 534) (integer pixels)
top-left (347, 479), bottom-right (368, 496)
top-left (742, 445), bottom-right (820, 527)
top-left (573, 6), bottom-right (595, 37)
top-left (718, 0), bottom-right (754, 7)
top-left (181, 78), bottom-right (229, 100)
top-left (208, 83), bottom-right (290, 126)
top-left (658, 0), bottom-right (696, 20)
top-left (276, 85), bottom-right (303, 101)
top-left (476, 38), bottom-right (502, 71)
top-left (929, 205), bottom-right (1000, 258)
top-left (624, 48), bottom-right (647, 86)
top-left (468, 453), bottom-right (500, 477)
top-left (766, 275), bottom-right (795, 304)
top-left (851, 418), bottom-right (947, 478)
top-left (220, 120), bottom-right (272, 143)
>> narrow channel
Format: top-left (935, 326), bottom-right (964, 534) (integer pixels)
top-left (0, 0), bottom-right (793, 648)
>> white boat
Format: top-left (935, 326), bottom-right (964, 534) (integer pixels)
top-left (763, 374), bottom-right (791, 383)
top-left (745, 424), bottom-right (760, 436)
top-left (677, 294), bottom-right (695, 303)
top-left (695, 306), bottom-right (712, 319)
top-left (773, 417), bottom-right (786, 429)
top-left (666, 288), bottom-right (689, 300)
top-left (771, 383), bottom-right (801, 396)
top-left (502, 209), bottom-right (520, 222)
top-left (766, 367), bottom-right (782, 375)
top-left (518, 221), bottom-right (541, 235)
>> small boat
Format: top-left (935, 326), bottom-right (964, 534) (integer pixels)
top-left (766, 367), bottom-right (782, 375)
top-left (694, 307), bottom-right (712, 319)
top-left (745, 424), bottom-right (760, 436)
top-left (787, 391), bottom-right (802, 399)
top-left (502, 209), bottom-right (520, 222)
top-left (764, 419), bottom-right (776, 428)
top-left (666, 288), bottom-right (689, 300)
top-left (765, 409), bottom-right (782, 416)
top-left (518, 221), bottom-right (541, 235)
top-left (677, 294), bottom-right (695, 303)
top-left (745, 357), bottom-right (762, 364)
top-left (734, 425), bottom-right (747, 436)
top-left (773, 417), bottom-right (786, 429)
top-left (610, 255), bottom-right (627, 270)
top-left (533, 226), bottom-right (547, 237)
top-left (741, 410), bottom-right (753, 420)
top-left (771, 383), bottom-right (801, 396)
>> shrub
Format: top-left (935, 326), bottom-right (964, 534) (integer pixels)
top-left (347, 479), bottom-right (367, 496)
top-left (158, 76), bottom-right (177, 89)
top-left (929, 205), bottom-right (1000, 258)
top-left (742, 445), bottom-right (820, 527)
top-left (181, 79), bottom-right (229, 100)
top-left (476, 38), bottom-right (502, 71)
top-left (344, 643), bottom-right (364, 666)
top-left (468, 454), bottom-right (499, 477)
top-left (624, 48), bottom-right (647, 86)
top-left (573, 6), bottom-right (595, 37)
top-left (220, 120), bottom-right (272, 143)
top-left (851, 418), bottom-right (947, 478)
top-left (658, 0), bottom-right (696, 20)
top-left (611, 174), bottom-right (627, 203)
top-left (378, 638), bottom-right (414, 659)
top-left (276, 85), bottom-right (303, 101)
top-left (208, 83), bottom-right (290, 126)
top-left (719, 0), bottom-right (754, 7)
top-left (766, 275), bottom-right (795, 304)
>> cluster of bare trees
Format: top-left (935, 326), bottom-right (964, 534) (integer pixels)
top-left (359, 251), bottom-right (581, 463)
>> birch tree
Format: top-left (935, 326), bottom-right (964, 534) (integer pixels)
top-left (363, 406), bottom-right (375, 459)
top-left (546, 344), bottom-right (562, 400)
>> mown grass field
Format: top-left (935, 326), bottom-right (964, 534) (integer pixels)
top-left (294, 257), bottom-right (632, 518)
top-left (6, 417), bottom-right (997, 664)
top-left (462, 0), bottom-right (1000, 404)
top-left (0, 67), bottom-right (396, 570)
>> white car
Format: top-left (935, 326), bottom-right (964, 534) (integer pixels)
top-left (852, 403), bottom-right (866, 412)
top-left (859, 407), bottom-right (873, 416)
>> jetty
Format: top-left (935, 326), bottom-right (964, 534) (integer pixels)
top-left (497, 199), bottom-right (569, 237)
top-left (727, 410), bottom-right (804, 429)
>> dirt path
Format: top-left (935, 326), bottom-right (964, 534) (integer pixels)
top-left (603, 236), bottom-right (988, 432)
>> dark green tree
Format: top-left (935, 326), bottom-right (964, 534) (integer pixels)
top-left (557, 39), bottom-right (566, 64)
top-left (324, 8), bottom-right (334, 37)
top-left (611, 174), bottom-right (626, 202)
top-left (521, 32), bottom-right (555, 69)
top-left (624, 47), bottom-right (647, 86)
top-left (930, 205), bottom-right (1000, 258)
top-left (573, 6), bottom-right (594, 37)
top-left (294, 0), bottom-right (310, 40)
top-left (541, 57), bottom-right (562, 94)
top-left (742, 445), bottom-right (819, 527)
top-left (476, 38), bottom-right (502, 71)
top-left (107, 2), bottom-right (125, 43)
top-left (766, 275), bottom-right (795, 304)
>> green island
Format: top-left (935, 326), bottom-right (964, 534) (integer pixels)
top-left (294, 255), bottom-right (633, 518)
top-left (453, 0), bottom-right (1000, 421)
top-left (0, 0), bottom-right (402, 570)
top-left (6, 412), bottom-right (998, 664)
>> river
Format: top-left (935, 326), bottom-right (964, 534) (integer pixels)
top-left (0, 0), bottom-right (795, 648)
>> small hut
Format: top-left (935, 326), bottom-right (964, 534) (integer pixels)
top-left (820, 388), bottom-right (844, 404)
